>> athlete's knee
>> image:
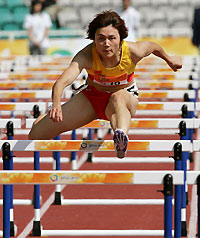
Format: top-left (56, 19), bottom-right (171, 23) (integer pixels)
top-left (110, 91), bottom-right (125, 106)
top-left (28, 114), bottom-right (47, 139)
top-left (28, 128), bottom-right (36, 140)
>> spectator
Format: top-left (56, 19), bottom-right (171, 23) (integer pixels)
top-left (118, 0), bottom-right (140, 42)
top-left (192, 7), bottom-right (200, 48)
top-left (39, 0), bottom-right (61, 28)
top-left (24, 0), bottom-right (52, 55)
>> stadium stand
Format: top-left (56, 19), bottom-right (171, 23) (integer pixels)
top-left (0, 0), bottom-right (197, 38)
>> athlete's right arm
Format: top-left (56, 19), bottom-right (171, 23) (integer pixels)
top-left (49, 44), bottom-right (92, 122)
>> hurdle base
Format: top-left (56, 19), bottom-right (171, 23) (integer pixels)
top-left (31, 221), bottom-right (41, 236)
top-left (41, 229), bottom-right (172, 236)
top-left (189, 152), bottom-right (193, 162)
top-left (53, 192), bottom-right (61, 205)
top-left (87, 153), bottom-right (93, 162)
top-left (181, 221), bottom-right (187, 236)
top-left (186, 192), bottom-right (189, 205)
top-left (10, 221), bottom-right (15, 237)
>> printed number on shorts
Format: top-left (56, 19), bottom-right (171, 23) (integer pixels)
top-left (110, 82), bottom-right (121, 86)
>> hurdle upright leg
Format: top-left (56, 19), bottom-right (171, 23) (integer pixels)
top-left (2, 142), bottom-right (11, 238)
top-left (164, 174), bottom-right (173, 238)
top-left (6, 121), bottom-right (15, 237)
top-left (174, 142), bottom-right (182, 238)
top-left (197, 175), bottom-right (200, 238)
top-left (32, 151), bottom-right (41, 236)
top-left (53, 135), bottom-right (62, 205)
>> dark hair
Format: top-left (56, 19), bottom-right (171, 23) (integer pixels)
top-left (87, 10), bottom-right (128, 41)
top-left (30, 0), bottom-right (44, 14)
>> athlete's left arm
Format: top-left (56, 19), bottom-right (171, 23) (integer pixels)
top-left (129, 41), bottom-right (182, 72)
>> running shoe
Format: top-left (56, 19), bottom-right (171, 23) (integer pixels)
top-left (113, 129), bottom-right (128, 159)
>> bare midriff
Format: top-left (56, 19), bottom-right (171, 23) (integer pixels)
top-left (87, 77), bottom-right (135, 92)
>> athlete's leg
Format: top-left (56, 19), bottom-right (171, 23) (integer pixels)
top-left (105, 89), bottom-right (138, 133)
top-left (28, 92), bottom-right (98, 140)
top-left (105, 89), bottom-right (138, 158)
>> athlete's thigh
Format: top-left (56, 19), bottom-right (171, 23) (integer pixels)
top-left (61, 92), bottom-right (98, 129)
top-left (29, 92), bottom-right (97, 139)
top-left (127, 93), bottom-right (139, 116)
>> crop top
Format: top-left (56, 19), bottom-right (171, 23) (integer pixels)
top-left (86, 40), bottom-right (136, 87)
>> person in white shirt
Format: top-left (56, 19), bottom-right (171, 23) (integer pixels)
top-left (119, 0), bottom-right (140, 42)
top-left (24, 0), bottom-right (52, 55)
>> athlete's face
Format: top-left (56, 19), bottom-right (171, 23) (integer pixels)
top-left (94, 25), bottom-right (121, 58)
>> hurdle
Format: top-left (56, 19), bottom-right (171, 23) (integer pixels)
top-left (0, 102), bottom-right (46, 117)
top-left (0, 80), bottom-right (54, 89)
top-left (0, 79), bottom-right (198, 90)
top-left (0, 89), bottom-right (196, 101)
top-left (136, 79), bottom-right (198, 90)
top-left (0, 101), bottom-right (196, 117)
top-left (26, 116), bottom-right (196, 164)
top-left (136, 63), bottom-right (197, 71)
top-left (0, 170), bottom-right (184, 237)
top-left (134, 70), bottom-right (198, 80)
top-left (1, 103), bottom-right (197, 236)
top-left (0, 69), bottom-right (195, 81)
top-left (0, 140), bottom-right (191, 237)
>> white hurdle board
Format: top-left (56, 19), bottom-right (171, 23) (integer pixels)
top-left (0, 79), bottom-right (198, 89)
top-left (190, 140), bottom-right (200, 152)
top-left (0, 102), bottom-right (46, 113)
top-left (0, 170), bottom-right (184, 185)
top-left (0, 119), bottom-right (21, 128)
top-left (3, 101), bottom-right (195, 113)
top-left (0, 140), bottom-right (192, 152)
top-left (47, 101), bottom-right (195, 111)
top-left (26, 118), bottom-right (200, 129)
top-left (187, 171), bottom-right (200, 184)
top-left (134, 70), bottom-right (198, 79)
top-left (135, 79), bottom-right (198, 89)
top-left (0, 89), bottom-right (196, 99)
top-left (0, 80), bottom-right (54, 89)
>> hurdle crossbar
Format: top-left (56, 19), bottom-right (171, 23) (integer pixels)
top-left (0, 119), bottom-right (21, 128)
top-left (0, 140), bottom-right (192, 152)
top-left (25, 118), bottom-right (200, 129)
top-left (0, 89), bottom-right (196, 99)
top-left (41, 229), bottom-right (170, 236)
top-left (92, 157), bottom-right (174, 163)
top-left (190, 140), bottom-right (200, 152)
top-left (0, 101), bottom-right (195, 113)
top-left (0, 80), bottom-right (54, 89)
top-left (0, 170), bottom-right (184, 185)
top-left (0, 102), bottom-right (46, 112)
top-left (0, 79), bottom-right (198, 89)
top-left (135, 79), bottom-right (198, 89)
top-left (187, 171), bottom-right (200, 184)
top-left (60, 199), bottom-right (169, 205)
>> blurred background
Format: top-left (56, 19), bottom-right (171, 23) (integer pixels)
top-left (0, 0), bottom-right (199, 56)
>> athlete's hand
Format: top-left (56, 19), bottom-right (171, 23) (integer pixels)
top-left (167, 56), bottom-right (182, 72)
top-left (49, 105), bottom-right (63, 122)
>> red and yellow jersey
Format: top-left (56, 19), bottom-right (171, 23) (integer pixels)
top-left (86, 41), bottom-right (136, 87)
